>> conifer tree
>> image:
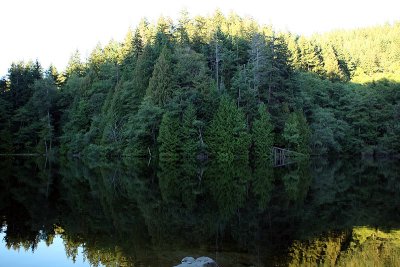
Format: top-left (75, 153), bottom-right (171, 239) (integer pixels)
top-left (127, 45), bottom-right (156, 110)
top-left (158, 112), bottom-right (180, 162)
top-left (2, 12), bottom-right (400, 158)
top-left (231, 65), bottom-right (259, 123)
top-left (65, 50), bottom-right (85, 77)
top-left (296, 111), bottom-right (311, 154)
top-left (123, 98), bottom-right (163, 157)
top-left (249, 33), bottom-right (269, 96)
top-left (176, 9), bottom-right (191, 45)
top-left (297, 37), bottom-right (324, 75)
top-left (146, 46), bottom-right (174, 106)
top-left (181, 103), bottom-right (198, 160)
top-left (322, 44), bottom-right (347, 81)
top-left (206, 96), bottom-right (250, 162)
top-left (283, 112), bottom-right (310, 154)
top-left (0, 97), bottom-right (12, 153)
top-left (283, 112), bottom-right (300, 150)
top-left (252, 103), bottom-right (274, 160)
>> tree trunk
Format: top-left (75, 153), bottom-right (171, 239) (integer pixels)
top-left (198, 127), bottom-right (204, 146)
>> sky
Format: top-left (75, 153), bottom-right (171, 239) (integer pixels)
top-left (0, 233), bottom-right (96, 267)
top-left (1, 0), bottom-right (399, 76)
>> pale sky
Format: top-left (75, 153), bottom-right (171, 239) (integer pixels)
top-left (1, 0), bottom-right (399, 76)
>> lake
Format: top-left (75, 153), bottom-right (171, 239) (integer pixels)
top-left (1, 157), bottom-right (400, 266)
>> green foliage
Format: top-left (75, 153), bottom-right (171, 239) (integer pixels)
top-left (0, 97), bottom-right (13, 152)
top-left (8, 61), bottom-right (42, 109)
top-left (231, 65), bottom-right (259, 123)
top-left (158, 112), bottom-right (180, 162)
top-left (173, 46), bottom-right (212, 94)
top-left (2, 155), bottom-right (400, 266)
top-left (205, 160), bottom-right (251, 218)
top-left (65, 50), bottom-right (86, 77)
top-left (206, 96), bottom-right (250, 162)
top-left (297, 37), bottom-right (324, 75)
top-left (181, 103), bottom-right (200, 160)
top-left (283, 112), bottom-right (311, 155)
top-left (1, 13), bottom-right (400, 158)
top-left (321, 43), bottom-right (348, 81)
top-left (310, 107), bottom-right (349, 154)
top-left (123, 98), bottom-right (163, 157)
top-left (252, 103), bottom-right (274, 160)
top-left (252, 161), bottom-right (274, 211)
top-left (146, 46), bottom-right (174, 106)
top-left (10, 77), bottom-right (57, 153)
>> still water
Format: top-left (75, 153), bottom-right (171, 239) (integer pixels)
top-left (0, 157), bottom-right (400, 266)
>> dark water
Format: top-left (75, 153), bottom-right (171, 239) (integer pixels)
top-left (1, 157), bottom-right (400, 267)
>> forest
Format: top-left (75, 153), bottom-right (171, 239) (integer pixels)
top-left (1, 11), bottom-right (399, 162)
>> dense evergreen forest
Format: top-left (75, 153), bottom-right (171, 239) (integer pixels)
top-left (1, 11), bottom-right (400, 161)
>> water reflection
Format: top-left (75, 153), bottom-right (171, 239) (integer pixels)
top-left (0, 156), bottom-right (400, 266)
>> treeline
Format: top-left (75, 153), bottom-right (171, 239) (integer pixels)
top-left (1, 11), bottom-right (399, 160)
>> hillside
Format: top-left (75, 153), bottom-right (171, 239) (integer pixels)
top-left (1, 12), bottom-right (399, 161)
